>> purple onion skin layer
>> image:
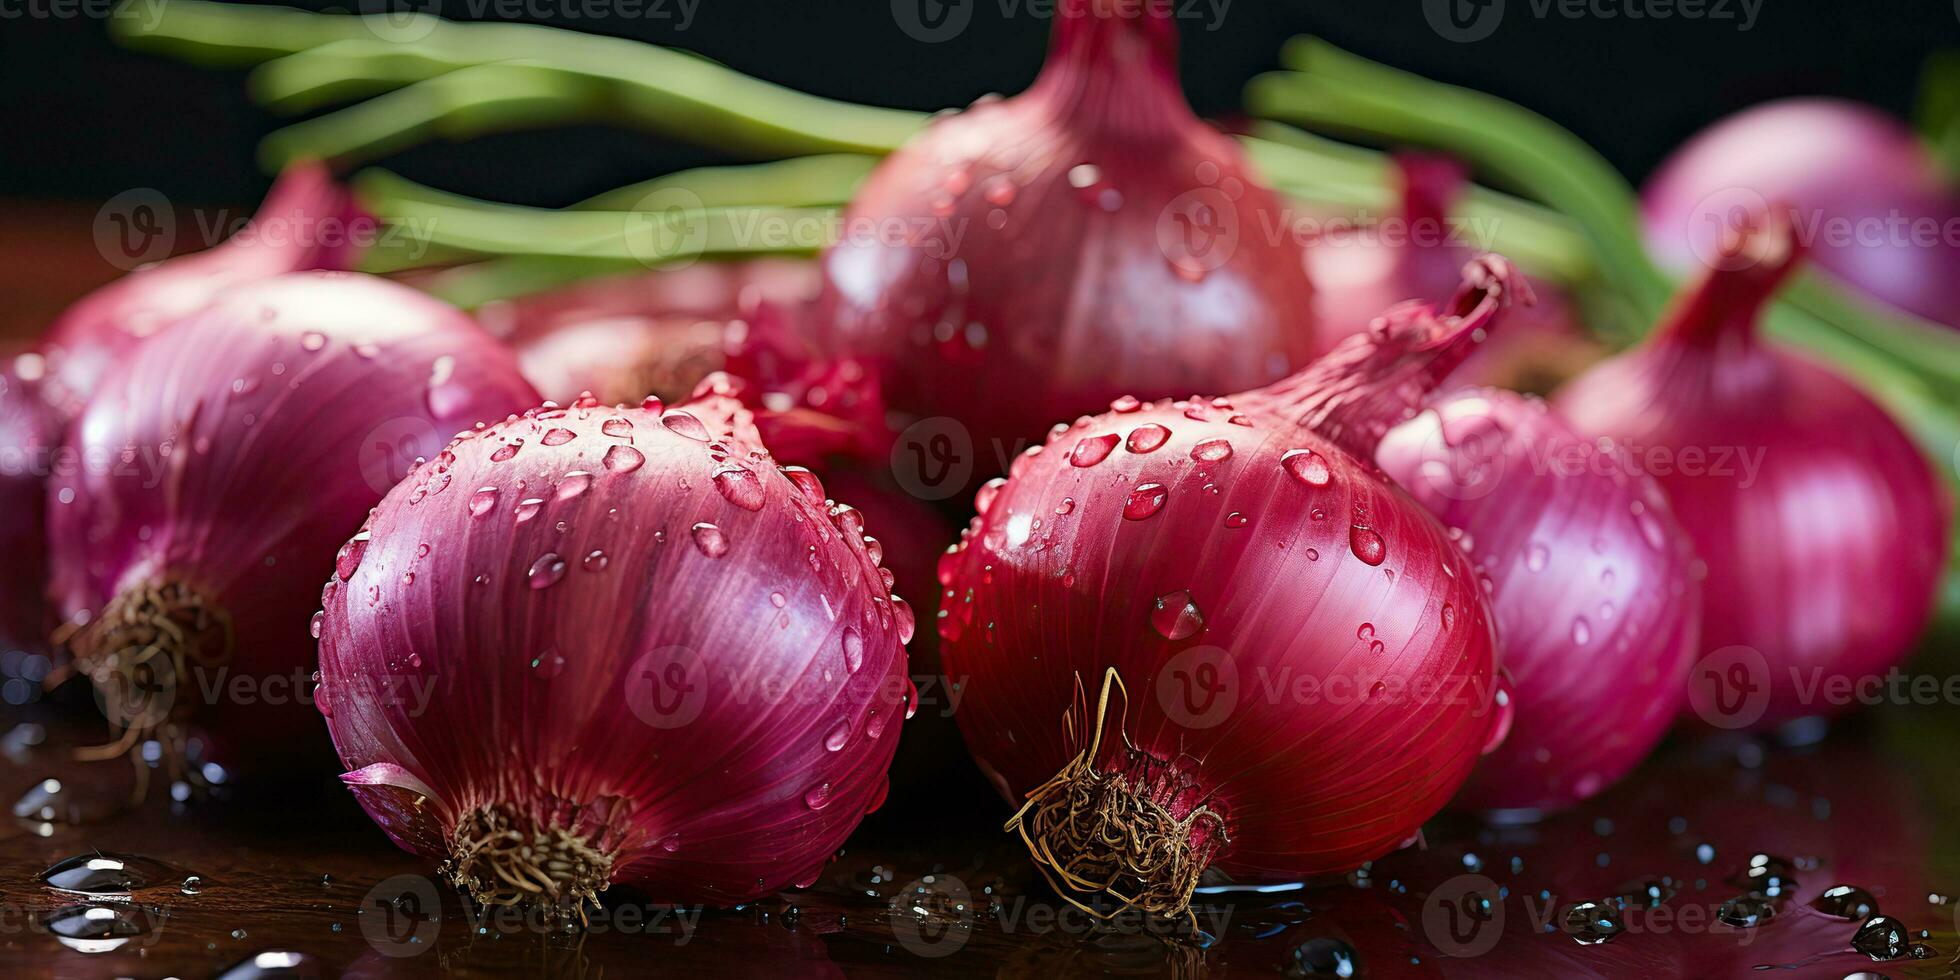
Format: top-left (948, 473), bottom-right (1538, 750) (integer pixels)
top-left (0, 367), bottom-right (59, 667)
top-left (318, 392), bottom-right (911, 906)
top-left (1557, 217), bottom-right (1951, 730)
top-left (1641, 97), bottom-right (1960, 329)
top-left (48, 271), bottom-right (537, 769)
top-left (940, 261), bottom-right (1527, 892)
top-left (1377, 388), bottom-right (1700, 813)
top-left (814, 0), bottom-right (1316, 474)
top-left (39, 162), bottom-right (365, 419)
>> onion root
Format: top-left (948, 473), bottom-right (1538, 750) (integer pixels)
top-left (444, 804), bottom-right (615, 913)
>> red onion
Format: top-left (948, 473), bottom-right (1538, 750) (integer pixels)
top-left (47, 271), bottom-right (537, 778)
top-left (814, 0), bottom-right (1316, 472)
top-left (1309, 154), bottom-right (1591, 391)
top-left (1642, 98), bottom-right (1960, 329)
top-left (316, 385), bottom-right (912, 908)
top-left (39, 162), bottom-right (367, 419)
top-left (1558, 211), bottom-right (1951, 730)
top-left (0, 364), bottom-right (59, 703)
top-left (479, 259), bottom-right (820, 405)
top-left (1376, 388), bottom-right (1700, 813)
top-left (938, 257), bottom-right (1526, 919)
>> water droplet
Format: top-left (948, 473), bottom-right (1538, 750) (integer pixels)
top-left (179, 875), bottom-right (202, 896)
top-left (1054, 497), bottom-right (1076, 515)
top-left (530, 648), bottom-right (565, 678)
top-left (974, 477), bottom-right (1007, 515)
top-left (825, 721), bottom-right (851, 752)
top-left (44, 904), bottom-right (156, 953)
top-left (691, 522), bottom-right (728, 557)
top-left (490, 440), bottom-right (521, 463)
top-left (334, 532), bottom-right (369, 580)
top-left (1526, 542), bottom-right (1550, 572)
top-left (662, 411), bottom-right (710, 441)
top-left (40, 853), bottom-right (174, 895)
top-left (1571, 618), bottom-right (1592, 645)
top-left (713, 466), bottom-right (766, 511)
top-left (1441, 603), bottom-right (1456, 631)
top-left (542, 427), bottom-right (576, 446)
top-left (556, 471), bottom-right (593, 501)
top-left (469, 486), bottom-right (499, 518)
top-left (1282, 449), bottom-right (1331, 487)
top-left (1563, 901), bottom-right (1623, 945)
top-left (1812, 885), bottom-right (1878, 920)
top-left (1123, 484), bottom-right (1168, 520)
top-left (659, 833), bottom-right (681, 853)
top-left (1716, 895), bottom-right (1775, 928)
top-left (309, 611), bottom-right (324, 639)
top-left (1110, 395), bottom-right (1142, 413)
top-left (526, 553), bottom-right (567, 589)
top-left (1289, 936), bottom-right (1360, 976)
top-left (582, 550), bottom-right (608, 572)
top-left (842, 628), bottom-right (865, 674)
top-left (1852, 915), bottom-right (1910, 960)
top-left (1150, 591), bottom-right (1204, 640)
top-left (603, 444), bottom-right (645, 473)
top-left (803, 782), bottom-right (834, 810)
top-left (1125, 424), bottom-right (1171, 454)
top-left (1349, 525), bottom-right (1386, 566)
top-left (1067, 163), bottom-right (1101, 188)
top-left (1191, 439), bottom-right (1233, 462)
top-left (601, 417), bottom-right (634, 440)
top-left (782, 466), bottom-right (826, 505)
top-left (1069, 433), bottom-right (1119, 467)
top-left (1224, 512), bottom-right (1248, 529)
top-left (514, 498), bottom-right (543, 523)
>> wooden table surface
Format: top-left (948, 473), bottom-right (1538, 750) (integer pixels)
top-left (5, 201), bottom-right (1960, 978)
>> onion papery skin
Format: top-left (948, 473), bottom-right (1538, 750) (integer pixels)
top-left (1641, 98), bottom-right (1960, 328)
top-left (482, 259), bottom-right (819, 405)
top-left (0, 366), bottom-right (59, 698)
top-left (316, 390), bottom-right (911, 907)
top-left (1377, 388), bottom-right (1700, 813)
top-left (1308, 155), bottom-right (1591, 392)
top-left (47, 271), bottom-right (537, 771)
top-left (39, 162), bottom-right (366, 419)
top-left (1557, 215), bottom-right (1951, 729)
top-left (939, 260), bottom-right (1525, 912)
top-left (814, 0), bottom-right (1315, 475)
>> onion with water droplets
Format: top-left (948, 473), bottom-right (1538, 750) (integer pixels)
top-left (316, 383), bottom-right (912, 908)
top-left (814, 0), bottom-right (1316, 478)
top-left (1377, 388), bottom-right (1700, 813)
top-left (46, 272), bottom-right (537, 780)
top-left (1557, 210), bottom-right (1950, 730)
top-left (938, 257), bottom-right (1526, 920)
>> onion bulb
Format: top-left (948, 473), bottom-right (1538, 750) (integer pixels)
top-left (1377, 388), bottom-right (1700, 813)
top-left (39, 162), bottom-right (366, 419)
top-left (815, 0), bottom-right (1316, 474)
top-left (316, 385), bottom-right (912, 907)
top-left (938, 257), bottom-right (1527, 920)
top-left (47, 272), bottom-right (537, 781)
top-left (1641, 98), bottom-right (1960, 329)
top-left (1558, 210), bottom-right (1950, 729)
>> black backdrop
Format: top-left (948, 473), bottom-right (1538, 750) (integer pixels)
top-left (2, 0), bottom-right (1957, 208)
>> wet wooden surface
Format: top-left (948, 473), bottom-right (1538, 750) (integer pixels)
top-left (3, 693), bottom-right (1960, 978)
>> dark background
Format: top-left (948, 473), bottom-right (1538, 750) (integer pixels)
top-left (2, 0), bottom-right (1957, 210)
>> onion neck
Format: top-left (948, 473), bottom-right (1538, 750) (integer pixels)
top-left (1654, 208), bottom-right (1803, 353)
top-left (1394, 153), bottom-right (1463, 236)
top-left (1256, 254), bottom-right (1530, 460)
top-left (1028, 0), bottom-right (1190, 138)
